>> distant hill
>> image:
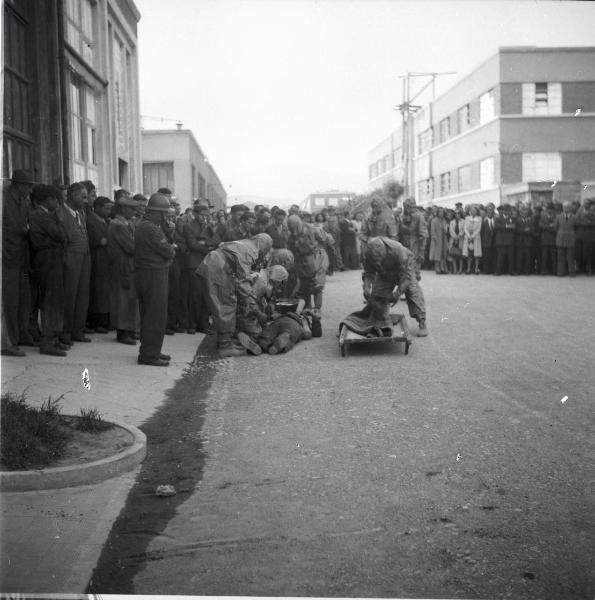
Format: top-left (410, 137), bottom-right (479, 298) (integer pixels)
top-left (227, 195), bottom-right (296, 210)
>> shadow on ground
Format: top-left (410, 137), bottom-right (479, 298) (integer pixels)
top-left (87, 335), bottom-right (218, 593)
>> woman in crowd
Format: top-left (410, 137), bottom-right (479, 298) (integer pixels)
top-left (429, 206), bottom-right (448, 274)
top-left (447, 209), bottom-right (465, 274)
top-left (463, 205), bottom-right (482, 274)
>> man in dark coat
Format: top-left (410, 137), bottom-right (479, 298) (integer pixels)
top-left (265, 209), bottom-right (290, 249)
top-left (108, 195), bottom-right (139, 345)
top-left (184, 203), bottom-right (220, 333)
top-left (222, 204), bottom-right (249, 240)
top-left (538, 203), bottom-right (557, 275)
top-left (362, 236), bottom-right (428, 337)
top-left (1, 169), bottom-right (34, 356)
top-left (87, 196), bottom-right (113, 332)
top-left (515, 204), bottom-right (535, 275)
top-left (58, 182), bottom-right (91, 344)
top-left (28, 185), bottom-right (69, 356)
top-left (134, 193), bottom-right (176, 366)
top-left (223, 211), bottom-right (256, 241)
top-left (494, 204), bottom-right (516, 275)
top-left (555, 201), bottom-right (577, 277)
top-left (480, 202), bottom-right (497, 274)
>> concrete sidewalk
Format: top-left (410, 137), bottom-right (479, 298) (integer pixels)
top-left (0, 329), bottom-right (203, 593)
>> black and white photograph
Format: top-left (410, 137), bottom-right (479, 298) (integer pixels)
top-left (1, 0), bottom-right (594, 598)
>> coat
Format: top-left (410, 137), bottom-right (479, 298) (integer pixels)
top-left (481, 216), bottom-right (497, 250)
top-left (555, 213), bottom-right (577, 247)
top-left (429, 217), bottom-right (447, 261)
top-left (463, 215), bottom-right (482, 257)
top-left (2, 184), bottom-right (31, 267)
top-left (494, 214), bottom-right (516, 246)
top-left (184, 219), bottom-right (220, 270)
top-left (86, 211), bottom-right (111, 314)
top-left (107, 215), bottom-right (137, 330)
top-left (288, 223), bottom-right (330, 293)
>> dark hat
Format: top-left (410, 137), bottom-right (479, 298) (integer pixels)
top-left (230, 204), bottom-right (249, 213)
top-left (455, 202), bottom-right (463, 207)
top-left (11, 169), bottom-right (35, 185)
top-left (157, 187), bottom-right (172, 196)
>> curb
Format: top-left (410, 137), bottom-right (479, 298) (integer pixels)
top-left (0, 419), bottom-right (147, 492)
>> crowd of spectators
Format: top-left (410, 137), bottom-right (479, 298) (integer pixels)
top-left (2, 167), bottom-right (594, 360)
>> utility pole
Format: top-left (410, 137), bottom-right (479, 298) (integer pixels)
top-left (395, 71), bottom-right (456, 200)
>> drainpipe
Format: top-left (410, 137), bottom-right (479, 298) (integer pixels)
top-left (56, 0), bottom-right (70, 185)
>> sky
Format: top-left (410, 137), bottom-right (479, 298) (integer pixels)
top-left (136, 0), bottom-right (595, 206)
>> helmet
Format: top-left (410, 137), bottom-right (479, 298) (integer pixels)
top-left (146, 193), bottom-right (170, 212)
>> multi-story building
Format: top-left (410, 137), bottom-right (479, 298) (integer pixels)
top-left (368, 46), bottom-right (595, 208)
top-left (301, 190), bottom-right (357, 213)
top-left (2, 0), bottom-right (142, 194)
top-left (141, 128), bottom-right (226, 211)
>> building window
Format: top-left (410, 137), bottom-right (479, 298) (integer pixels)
top-left (479, 89), bottom-right (495, 123)
top-left (521, 82), bottom-right (562, 115)
top-left (458, 165), bottom-right (471, 193)
top-left (143, 161), bottom-right (174, 196)
top-left (417, 128), bottom-right (433, 155)
top-left (69, 76), bottom-right (98, 182)
top-left (3, 0), bottom-right (34, 177)
top-left (439, 118), bottom-right (450, 143)
top-left (458, 104), bottom-right (471, 133)
top-left (65, 0), bottom-right (95, 65)
top-left (480, 157), bottom-right (495, 188)
top-left (417, 178), bottom-right (433, 202)
top-left (522, 153), bottom-right (562, 182)
top-left (439, 172), bottom-right (451, 197)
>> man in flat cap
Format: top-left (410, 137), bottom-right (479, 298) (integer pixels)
top-left (1, 170), bottom-right (35, 356)
top-left (108, 194), bottom-right (139, 345)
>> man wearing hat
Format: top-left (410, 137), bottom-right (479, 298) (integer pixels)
top-left (494, 204), bottom-right (516, 275)
top-left (1, 169), bottom-right (35, 356)
top-left (221, 204), bottom-right (248, 240)
top-left (87, 196), bottom-right (114, 333)
top-left (28, 185), bottom-right (69, 356)
top-left (134, 193), bottom-right (176, 366)
top-left (184, 202), bottom-right (220, 333)
top-left (107, 194), bottom-right (138, 345)
top-left (58, 182), bottom-right (92, 344)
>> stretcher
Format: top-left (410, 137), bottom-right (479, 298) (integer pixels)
top-left (339, 313), bottom-right (412, 357)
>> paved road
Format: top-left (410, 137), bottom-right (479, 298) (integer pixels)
top-left (90, 270), bottom-right (595, 599)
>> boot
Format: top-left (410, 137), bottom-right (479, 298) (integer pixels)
top-left (416, 318), bottom-right (429, 337)
top-left (237, 332), bottom-right (262, 355)
top-left (40, 345), bottom-right (67, 357)
top-left (311, 316), bottom-right (322, 338)
top-left (218, 343), bottom-right (246, 357)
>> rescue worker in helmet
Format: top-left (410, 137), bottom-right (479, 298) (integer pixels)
top-left (134, 192), bottom-right (176, 366)
top-left (361, 236), bottom-right (429, 337)
top-left (196, 233), bottom-right (273, 357)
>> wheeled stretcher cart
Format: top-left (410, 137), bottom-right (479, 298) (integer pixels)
top-left (339, 313), bottom-right (412, 357)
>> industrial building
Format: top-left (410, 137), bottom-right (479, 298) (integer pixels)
top-left (368, 46), bottom-right (595, 208)
top-left (2, 0), bottom-right (142, 193)
top-left (141, 128), bottom-right (226, 211)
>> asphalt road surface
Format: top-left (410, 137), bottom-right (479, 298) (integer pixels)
top-left (90, 269), bottom-right (595, 599)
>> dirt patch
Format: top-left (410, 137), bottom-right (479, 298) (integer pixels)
top-left (0, 418), bottom-right (133, 471)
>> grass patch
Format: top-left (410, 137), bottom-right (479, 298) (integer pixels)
top-left (75, 407), bottom-right (113, 432)
top-left (1, 392), bottom-right (114, 470)
top-left (1, 391), bottom-right (71, 470)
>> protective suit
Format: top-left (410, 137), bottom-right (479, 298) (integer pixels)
top-left (362, 237), bottom-right (428, 336)
top-left (287, 215), bottom-right (329, 314)
top-left (196, 234), bottom-right (272, 354)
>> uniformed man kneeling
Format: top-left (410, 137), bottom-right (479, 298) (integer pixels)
top-left (361, 236), bottom-right (429, 337)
